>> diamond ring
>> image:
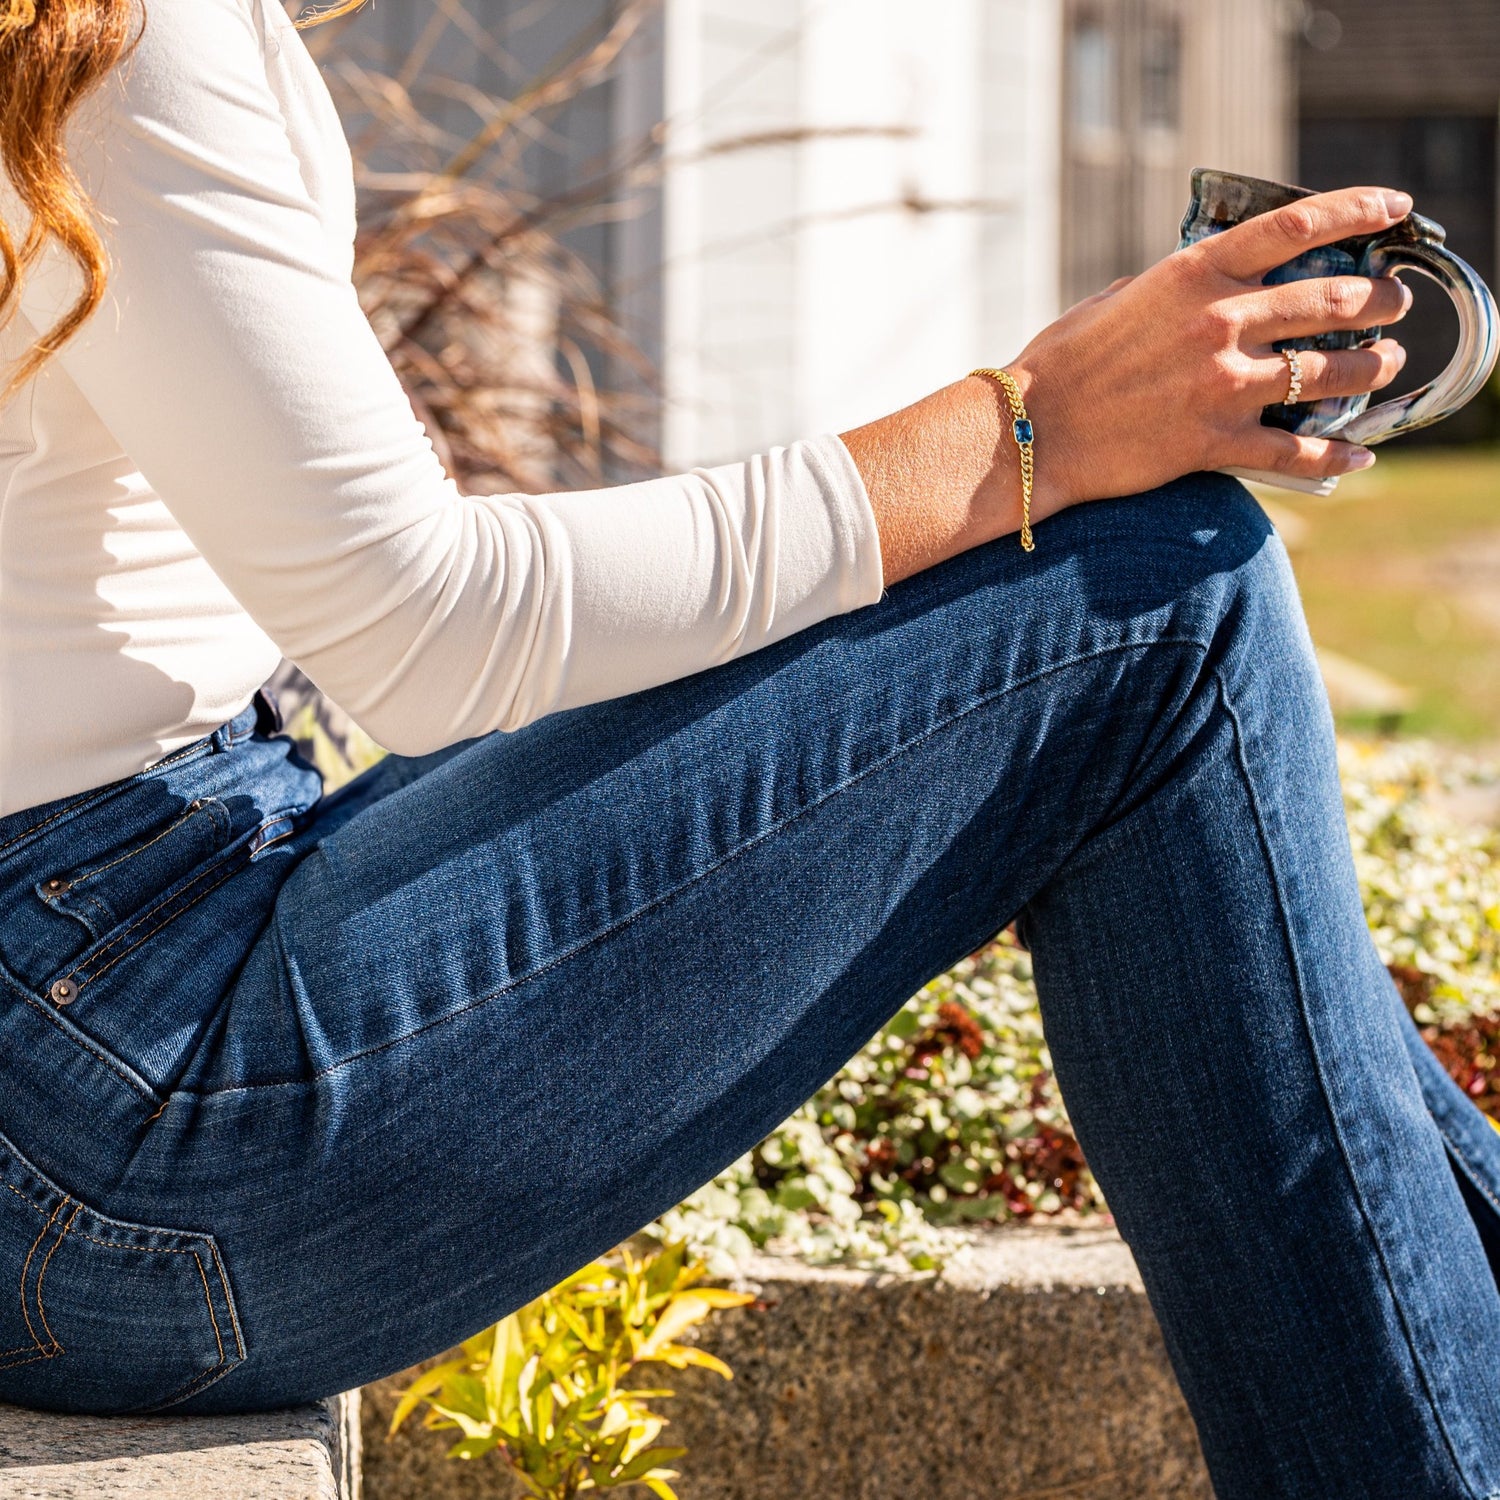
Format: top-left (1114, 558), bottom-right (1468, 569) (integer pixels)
top-left (1282, 348), bottom-right (1305, 406)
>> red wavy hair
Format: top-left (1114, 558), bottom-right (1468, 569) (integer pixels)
top-left (0, 0), bottom-right (368, 405)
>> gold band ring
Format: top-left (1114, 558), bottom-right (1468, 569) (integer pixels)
top-left (1282, 348), bottom-right (1305, 406)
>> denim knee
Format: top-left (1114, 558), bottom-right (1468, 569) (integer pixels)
top-left (1044, 470), bottom-right (1299, 642)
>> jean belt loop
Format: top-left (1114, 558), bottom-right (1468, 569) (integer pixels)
top-left (209, 696), bottom-right (263, 753)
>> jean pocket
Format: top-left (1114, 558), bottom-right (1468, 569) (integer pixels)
top-left (0, 1130), bottom-right (243, 1415)
top-left (36, 796), bottom-right (234, 945)
top-left (40, 806), bottom-right (301, 1011)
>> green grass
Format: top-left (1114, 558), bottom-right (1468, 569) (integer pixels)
top-left (1268, 447), bottom-right (1500, 743)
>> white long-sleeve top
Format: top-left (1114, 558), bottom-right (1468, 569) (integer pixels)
top-left (0, 0), bottom-right (885, 817)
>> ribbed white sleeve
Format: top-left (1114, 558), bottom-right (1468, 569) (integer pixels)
top-left (14, 0), bottom-right (885, 757)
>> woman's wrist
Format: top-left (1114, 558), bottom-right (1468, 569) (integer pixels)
top-left (839, 374), bottom-right (1039, 588)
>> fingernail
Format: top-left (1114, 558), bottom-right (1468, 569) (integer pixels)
top-left (1384, 190), bottom-right (1413, 218)
top-left (1346, 447), bottom-right (1377, 471)
top-left (1394, 343), bottom-right (1409, 368)
top-left (1400, 281), bottom-right (1414, 312)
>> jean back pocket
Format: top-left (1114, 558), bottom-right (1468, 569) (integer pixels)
top-left (0, 1130), bottom-right (243, 1415)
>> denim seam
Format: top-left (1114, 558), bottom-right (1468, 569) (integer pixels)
top-left (0, 1132), bottom-right (242, 1400)
top-left (136, 1356), bottom-right (238, 1415)
top-left (33, 1203), bottom-right (81, 1354)
top-left (24, 1226), bottom-right (240, 1407)
top-left (2, 1182), bottom-right (45, 1219)
top-left (69, 858), bottom-right (248, 991)
top-left (184, 632), bottom-right (1213, 1099)
top-left (1217, 668), bottom-right (1482, 1499)
top-left (0, 1349), bottom-right (49, 1372)
top-left (208, 1240), bottom-right (245, 1360)
top-left (75, 893), bottom-right (115, 933)
top-left (117, 1242), bottom-right (241, 1413)
top-left (0, 1174), bottom-right (52, 1354)
top-left (190, 1251), bottom-right (224, 1367)
top-left (0, 737), bottom-right (223, 862)
top-left (0, 787), bottom-right (120, 859)
top-left (6, 1198), bottom-right (65, 1366)
top-left (1431, 1119), bottom-right (1500, 1221)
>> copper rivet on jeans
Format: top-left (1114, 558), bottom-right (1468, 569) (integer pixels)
top-left (44, 878), bottom-right (68, 895)
top-left (49, 979), bottom-right (77, 1007)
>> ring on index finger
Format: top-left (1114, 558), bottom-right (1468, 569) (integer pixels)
top-left (1282, 348), bottom-right (1305, 406)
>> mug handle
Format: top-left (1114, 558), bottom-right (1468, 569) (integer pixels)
top-left (1332, 230), bottom-right (1500, 447)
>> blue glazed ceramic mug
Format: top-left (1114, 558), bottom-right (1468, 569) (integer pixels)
top-left (1179, 167), bottom-right (1500, 495)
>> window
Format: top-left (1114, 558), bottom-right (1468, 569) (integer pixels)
top-left (1069, 15), bottom-right (1118, 136)
top-left (1140, 16), bottom-right (1182, 132)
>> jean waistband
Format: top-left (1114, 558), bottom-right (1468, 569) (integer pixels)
top-left (208, 688), bottom-right (284, 753)
top-left (0, 686), bottom-right (292, 857)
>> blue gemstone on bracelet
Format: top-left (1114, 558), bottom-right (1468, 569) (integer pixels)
top-left (1013, 418), bottom-right (1034, 445)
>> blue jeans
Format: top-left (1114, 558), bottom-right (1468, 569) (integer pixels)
top-left (3, 475), bottom-right (1500, 1498)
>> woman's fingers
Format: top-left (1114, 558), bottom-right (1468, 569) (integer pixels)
top-left (1243, 273), bottom-right (1412, 341)
top-left (1235, 427), bottom-right (1378, 483)
top-left (1256, 339), bottom-right (1407, 405)
top-left (1201, 185), bottom-right (1413, 282)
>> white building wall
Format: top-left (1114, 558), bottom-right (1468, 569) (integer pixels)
top-left (661, 0), bottom-right (803, 468)
top-left (980, 1), bottom-right (1065, 379)
top-left (662, 0), bottom-right (1063, 468)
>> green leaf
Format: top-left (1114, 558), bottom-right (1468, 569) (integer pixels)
top-left (533, 1381), bottom-right (556, 1443)
top-left (556, 1301), bottom-right (602, 1352)
top-left (553, 1259), bottom-right (613, 1296)
top-left (637, 1290), bottom-right (752, 1359)
top-left (615, 1445), bottom-right (687, 1483)
top-left (425, 1400), bottom-right (493, 1441)
top-left (487, 1313), bottom-right (530, 1424)
top-left (661, 1347), bottom-right (735, 1380)
top-left (439, 1372), bottom-right (490, 1423)
top-left (586, 1430), bottom-right (630, 1488)
top-left (446, 1435), bottom-right (502, 1462)
top-left (517, 1352), bottom-right (540, 1432)
top-left (643, 1240), bottom-right (687, 1300)
top-left (387, 1357), bottom-right (464, 1436)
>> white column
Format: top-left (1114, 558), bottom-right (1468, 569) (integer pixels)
top-left (979, 0), bottom-right (1064, 360)
top-left (660, 0), bottom-right (1064, 466)
top-left (660, 0), bottom-right (804, 468)
top-left (794, 0), bottom-right (986, 436)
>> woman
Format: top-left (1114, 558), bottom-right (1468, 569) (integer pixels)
top-left (1, 1), bottom-right (1497, 1495)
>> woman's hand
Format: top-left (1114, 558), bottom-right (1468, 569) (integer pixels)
top-left (843, 186), bottom-right (1414, 587)
top-left (1009, 184), bottom-right (1412, 512)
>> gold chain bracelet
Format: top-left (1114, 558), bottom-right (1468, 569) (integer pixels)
top-left (970, 367), bottom-right (1035, 552)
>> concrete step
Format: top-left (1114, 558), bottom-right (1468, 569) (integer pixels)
top-left (0, 1391), bottom-right (360, 1500)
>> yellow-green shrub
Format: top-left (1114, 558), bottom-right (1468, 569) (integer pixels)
top-left (389, 1241), bottom-right (752, 1499)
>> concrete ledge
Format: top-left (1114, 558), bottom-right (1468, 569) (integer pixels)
top-left (362, 1226), bottom-right (1211, 1500)
top-left (0, 1390), bottom-right (360, 1500)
